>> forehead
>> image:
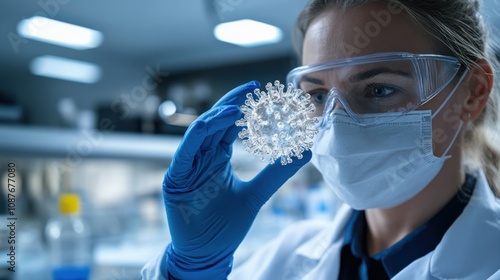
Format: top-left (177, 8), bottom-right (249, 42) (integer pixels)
top-left (302, 3), bottom-right (437, 65)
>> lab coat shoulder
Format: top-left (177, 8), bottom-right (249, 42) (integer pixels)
top-left (393, 169), bottom-right (500, 279)
top-left (229, 205), bottom-right (353, 280)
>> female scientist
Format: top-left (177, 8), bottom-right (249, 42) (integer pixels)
top-left (142, 0), bottom-right (500, 279)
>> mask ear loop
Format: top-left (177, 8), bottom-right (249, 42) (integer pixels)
top-left (466, 112), bottom-right (474, 130)
top-left (432, 69), bottom-right (469, 118)
top-left (441, 118), bottom-right (464, 159)
top-left (432, 69), bottom-right (469, 158)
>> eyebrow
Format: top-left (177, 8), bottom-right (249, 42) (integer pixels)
top-left (349, 67), bottom-right (413, 82)
top-left (301, 75), bottom-right (324, 85)
top-left (300, 67), bottom-right (413, 86)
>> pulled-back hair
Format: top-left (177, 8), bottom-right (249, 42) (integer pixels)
top-left (295, 0), bottom-right (500, 196)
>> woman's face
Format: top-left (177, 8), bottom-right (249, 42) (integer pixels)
top-left (302, 4), bottom-right (468, 156)
top-left (302, 4), bottom-right (436, 64)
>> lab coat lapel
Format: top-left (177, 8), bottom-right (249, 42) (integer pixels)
top-left (301, 239), bottom-right (345, 279)
top-left (291, 205), bottom-right (353, 279)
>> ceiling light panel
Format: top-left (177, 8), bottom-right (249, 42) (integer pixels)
top-left (17, 16), bottom-right (103, 50)
top-left (214, 19), bottom-right (283, 47)
top-left (30, 55), bottom-right (101, 84)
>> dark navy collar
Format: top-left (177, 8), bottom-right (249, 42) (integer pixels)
top-left (342, 174), bottom-right (476, 278)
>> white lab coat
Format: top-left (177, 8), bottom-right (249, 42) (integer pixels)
top-left (141, 170), bottom-right (500, 279)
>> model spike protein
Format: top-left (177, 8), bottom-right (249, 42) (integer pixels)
top-left (236, 80), bottom-right (318, 165)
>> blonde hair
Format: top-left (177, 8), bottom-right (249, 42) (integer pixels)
top-left (295, 0), bottom-right (500, 196)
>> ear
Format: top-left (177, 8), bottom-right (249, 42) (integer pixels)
top-left (463, 59), bottom-right (494, 121)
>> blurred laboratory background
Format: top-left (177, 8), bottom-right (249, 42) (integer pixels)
top-left (0, 1), bottom-right (499, 279)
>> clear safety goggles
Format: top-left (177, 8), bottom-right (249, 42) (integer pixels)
top-left (286, 52), bottom-right (463, 127)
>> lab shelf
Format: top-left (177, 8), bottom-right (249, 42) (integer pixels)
top-left (0, 125), bottom-right (251, 161)
top-left (0, 125), bottom-right (183, 160)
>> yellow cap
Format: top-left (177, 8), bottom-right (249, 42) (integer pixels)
top-left (59, 193), bottom-right (80, 215)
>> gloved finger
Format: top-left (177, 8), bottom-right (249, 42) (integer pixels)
top-left (245, 150), bottom-right (313, 206)
top-left (212, 81), bottom-right (260, 108)
top-left (199, 104), bottom-right (242, 149)
top-left (220, 110), bottom-right (243, 147)
top-left (218, 122), bottom-right (240, 156)
top-left (201, 81), bottom-right (258, 152)
top-left (166, 105), bottom-right (242, 189)
top-left (170, 105), bottom-right (239, 174)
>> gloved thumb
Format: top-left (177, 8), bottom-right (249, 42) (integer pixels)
top-left (245, 150), bottom-right (312, 207)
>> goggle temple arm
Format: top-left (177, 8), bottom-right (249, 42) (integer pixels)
top-left (431, 69), bottom-right (469, 118)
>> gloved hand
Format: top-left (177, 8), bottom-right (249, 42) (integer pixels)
top-left (163, 81), bottom-right (312, 279)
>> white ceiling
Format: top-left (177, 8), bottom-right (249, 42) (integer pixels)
top-left (0, 0), bottom-right (305, 69)
top-left (0, 1), bottom-right (309, 73)
top-left (0, 1), bottom-right (309, 125)
top-left (0, 0), bottom-right (499, 126)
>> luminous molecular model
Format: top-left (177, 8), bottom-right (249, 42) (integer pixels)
top-left (236, 80), bottom-right (318, 165)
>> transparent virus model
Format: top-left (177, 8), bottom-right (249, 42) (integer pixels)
top-left (236, 80), bottom-right (318, 165)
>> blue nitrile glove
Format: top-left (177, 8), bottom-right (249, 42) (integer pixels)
top-left (163, 81), bottom-right (312, 280)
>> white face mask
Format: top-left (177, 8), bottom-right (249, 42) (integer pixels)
top-left (311, 78), bottom-right (465, 210)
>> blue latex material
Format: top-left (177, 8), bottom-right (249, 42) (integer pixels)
top-left (52, 266), bottom-right (90, 280)
top-left (163, 81), bottom-right (312, 279)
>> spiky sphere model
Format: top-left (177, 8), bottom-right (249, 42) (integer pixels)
top-left (235, 80), bottom-right (318, 165)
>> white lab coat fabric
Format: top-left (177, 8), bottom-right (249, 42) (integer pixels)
top-left (141, 170), bottom-right (500, 279)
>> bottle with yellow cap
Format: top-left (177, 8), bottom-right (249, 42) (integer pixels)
top-left (45, 193), bottom-right (91, 280)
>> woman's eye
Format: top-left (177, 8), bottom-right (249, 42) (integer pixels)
top-left (368, 84), bottom-right (399, 98)
top-left (310, 92), bottom-right (327, 104)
